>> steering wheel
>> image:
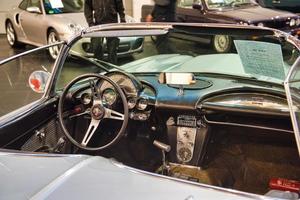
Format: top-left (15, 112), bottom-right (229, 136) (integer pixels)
top-left (58, 73), bottom-right (129, 151)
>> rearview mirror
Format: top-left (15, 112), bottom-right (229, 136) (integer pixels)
top-left (28, 71), bottom-right (50, 93)
top-left (26, 6), bottom-right (41, 14)
top-left (192, 3), bottom-right (203, 10)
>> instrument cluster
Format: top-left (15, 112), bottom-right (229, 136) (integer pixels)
top-left (74, 71), bottom-right (155, 121)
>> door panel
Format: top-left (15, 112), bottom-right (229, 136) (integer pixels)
top-left (20, 0), bottom-right (44, 45)
top-left (0, 99), bottom-right (58, 148)
top-left (0, 44), bottom-right (60, 148)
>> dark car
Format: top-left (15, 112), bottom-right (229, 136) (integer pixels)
top-left (255, 0), bottom-right (300, 14)
top-left (142, 0), bottom-right (300, 53)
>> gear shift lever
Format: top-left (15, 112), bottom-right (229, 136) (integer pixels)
top-left (153, 140), bottom-right (171, 175)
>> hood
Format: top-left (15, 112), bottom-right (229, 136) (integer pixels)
top-left (216, 6), bottom-right (296, 22)
top-left (122, 54), bottom-right (193, 72)
top-left (46, 12), bottom-right (88, 28)
top-left (121, 54), bottom-right (245, 74)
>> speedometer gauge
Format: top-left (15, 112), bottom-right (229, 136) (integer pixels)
top-left (99, 72), bottom-right (138, 96)
top-left (102, 88), bottom-right (117, 106)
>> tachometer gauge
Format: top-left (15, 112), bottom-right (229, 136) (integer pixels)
top-left (128, 98), bottom-right (137, 109)
top-left (81, 93), bottom-right (92, 105)
top-left (102, 88), bottom-right (117, 106)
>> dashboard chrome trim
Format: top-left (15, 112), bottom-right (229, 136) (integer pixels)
top-left (203, 116), bottom-right (293, 133)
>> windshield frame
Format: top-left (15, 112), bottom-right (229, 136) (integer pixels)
top-left (284, 56), bottom-right (300, 157)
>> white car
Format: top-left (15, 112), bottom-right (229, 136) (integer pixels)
top-left (5, 0), bottom-right (143, 59)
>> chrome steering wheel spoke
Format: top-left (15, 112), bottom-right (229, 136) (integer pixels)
top-left (69, 108), bottom-right (91, 119)
top-left (104, 108), bottom-right (124, 121)
top-left (81, 118), bottom-right (101, 146)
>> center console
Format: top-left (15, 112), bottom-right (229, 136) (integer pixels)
top-left (166, 114), bottom-right (209, 166)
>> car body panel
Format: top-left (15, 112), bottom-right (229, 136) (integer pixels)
top-left (212, 6), bottom-right (295, 23)
top-left (122, 53), bottom-right (291, 77)
top-left (177, 4), bottom-right (296, 24)
top-left (142, 1), bottom-right (300, 34)
top-left (0, 152), bottom-right (274, 200)
top-left (20, 11), bottom-right (46, 45)
top-left (43, 13), bottom-right (88, 42)
top-left (256, 0), bottom-right (300, 13)
top-left (1, 23), bottom-right (300, 199)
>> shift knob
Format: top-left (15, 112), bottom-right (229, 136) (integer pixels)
top-left (153, 140), bottom-right (171, 152)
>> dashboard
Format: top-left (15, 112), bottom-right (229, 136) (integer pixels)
top-left (69, 71), bottom-right (293, 165)
top-left (73, 71), bottom-right (291, 123)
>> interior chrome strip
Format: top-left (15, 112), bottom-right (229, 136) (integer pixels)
top-left (203, 116), bottom-right (293, 133)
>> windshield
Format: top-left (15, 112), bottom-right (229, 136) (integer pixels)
top-left (204, 0), bottom-right (256, 9)
top-left (56, 25), bottom-right (299, 90)
top-left (44, 0), bottom-right (83, 14)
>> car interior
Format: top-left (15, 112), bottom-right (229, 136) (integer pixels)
top-left (1, 25), bottom-right (300, 196)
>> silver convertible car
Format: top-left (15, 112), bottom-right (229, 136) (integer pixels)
top-left (5, 0), bottom-right (143, 59)
top-left (0, 23), bottom-right (300, 199)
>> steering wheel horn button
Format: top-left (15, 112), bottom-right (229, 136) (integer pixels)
top-left (91, 104), bottom-right (105, 120)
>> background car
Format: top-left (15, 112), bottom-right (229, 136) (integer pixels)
top-left (255, 0), bottom-right (300, 14)
top-left (0, 23), bottom-right (300, 199)
top-left (5, 0), bottom-right (143, 59)
top-left (142, 0), bottom-right (300, 53)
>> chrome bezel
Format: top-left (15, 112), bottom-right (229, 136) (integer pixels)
top-left (128, 98), bottom-right (137, 109)
top-left (81, 93), bottom-right (92, 105)
top-left (257, 22), bottom-right (264, 27)
top-left (290, 19), bottom-right (296, 27)
top-left (137, 98), bottom-right (148, 110)
top-left (296, 18), bottom-right (300, 26)
top-left (102, 88), bottom-right (117, 106)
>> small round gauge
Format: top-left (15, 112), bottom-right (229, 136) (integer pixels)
top-left (128, 98), bottom-right (137, 109)
top-left (177, 147), bottom-right (192, 163)
top-left (81, 93), bottom-right (92, 105)
top-left (137, 98), bottom-right (148, 110)
top-left (102, 88), bottom-right (117, 106)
